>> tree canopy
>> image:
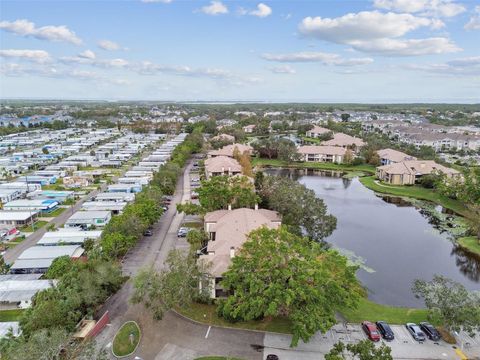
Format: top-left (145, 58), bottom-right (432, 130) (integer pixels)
top-left (217, 227), bottom-right (360, 347)
top-left (257, 173), bottom-right (337, 242)
top-left (325, 340), bottom-right (392, 360)
top-left (131, 249), bottom-right (211, 319)
top-left (412, 275), bottom-right (480, 336)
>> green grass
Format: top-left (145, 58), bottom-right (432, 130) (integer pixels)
top-left (341, 298), bottom-right (429, 324)
top-left (252, 158), bottom-right (376, 174)
top-left (359, 176), bottom-right (468, 217)
top-left (45, 207), bottom-right (66, 217)
top-left (182, 221), bottom-right (203, 229)
top-left (457, 236), bottom-right (480, 257)
top-left (177, 302), bottom-right (292, 334)
top-left (18, 220), bottom-right (49, 232)
top-left (112, 321), bottom-right (141, 357)
top-left (0, 309), bottom-right (25, 322)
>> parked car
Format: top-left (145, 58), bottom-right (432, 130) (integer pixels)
top-left (191, 192), bottom-right (199, 199)
top-left (362, 321), bottom-right (381, 342)
top-left (376, 321), bottom-right (395, 341)
top-left (266, 355), bottom-right (279, 360)
top-left (143, 229), bottom-right (153, 236)
top-left (406, 323), bottom-right (426, 342)
top-left (162, 205), bottom-right (168, 212)
top-left (177, 227), bottom-right (190, 237)
top-left (420, 322), bottom-right (441, 341)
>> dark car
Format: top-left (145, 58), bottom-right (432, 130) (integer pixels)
top-left (143, 229), bottom-right (153, 236)
top-left (376, 321), bottom-right (395, 341)
top-left (266, 355), bottom-right (279, 360)
top-left (362, 321), bottom-right (381, 342)
top-left (420, 322), bottom-right (441, 341)
top-left (406, 323), bottom-right (426, 342)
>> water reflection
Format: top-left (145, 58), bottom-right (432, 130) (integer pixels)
top-left (265, 168), bottom-right (480, 307)
top-left (452, 246), bottom-right (480, 282)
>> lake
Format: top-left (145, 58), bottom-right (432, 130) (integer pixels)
top-left (267, 168), bottom-right (480, 307)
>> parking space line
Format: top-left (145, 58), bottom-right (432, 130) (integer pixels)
top-left (205, 326), bottom-right (211, 339)
top-left (454, 348), bottom-right (468, 359)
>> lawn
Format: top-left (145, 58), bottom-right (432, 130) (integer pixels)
top-left (359, 176), bottom-right (468, 217)
top-left (252, 158), bottom-right (376, 174)
top-left (340, 298), bottom-right (429, 324)
top-left (18, 220), bottom-right (49, 232)
top-left (457, 236), bottom-right (480, 257)
top-left (176, 302), bottom-right (292, 334)
top-left (112, 321), bottom-right (141, 357)
top-left (0, 309), bottom-right (25, 322)
top-left (46, 207), bottom-right (66, 217)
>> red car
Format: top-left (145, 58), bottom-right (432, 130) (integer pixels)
top-left (362, 321), bottom-right (381, 342)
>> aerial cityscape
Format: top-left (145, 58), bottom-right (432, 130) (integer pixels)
top-left (0, 1), bottom-right (479, 359)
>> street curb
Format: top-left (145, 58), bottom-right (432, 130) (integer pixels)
top-left (171, 308), bottom-right (291, 337)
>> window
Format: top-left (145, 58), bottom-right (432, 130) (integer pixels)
top-left (209, 232), bottom-right (216, 241)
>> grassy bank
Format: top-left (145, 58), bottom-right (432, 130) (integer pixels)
top-left (252, 158), bottom-right (376, 174)
top-left (177, 302), bottom-right (292, 334)
top-left (0, 309), bottom-right (25, 322)
top-left (359, 176), bottom-right (468, 217)
top-left (178, 298), bottom-right (431, 334)
top-left (457, 236), bottom-right (480, 257)
top-left (341, 298), bottom-right (429, 324)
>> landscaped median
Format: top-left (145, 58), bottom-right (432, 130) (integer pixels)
top-left (252, 158), bottom-right (376, 174)
top-left (112, 321), bottom-right (141, 358)
top-left (359, 176), bottom-right (468, 217)
top-left (457, 236), bottom-right (480, 257)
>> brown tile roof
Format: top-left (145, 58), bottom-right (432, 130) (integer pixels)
top-left (201, 208), bottom-right (281, 276)
top-left (204, 156), bottom-right (242, 174)
top-left (208, 143), bottom-right (253, 157)
top-left (322, 133), bottom-right (365, 147)
top-left (377, 148), bottom-right (417, 163)
top-left (377, 160), bottom-right (460, 176)
top-left (298, 145), bottom-right (347, 156)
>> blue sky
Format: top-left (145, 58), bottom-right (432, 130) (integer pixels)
top-left (1, 0), bottom-right (479, 102)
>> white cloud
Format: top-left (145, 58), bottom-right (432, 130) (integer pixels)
top-left (78, 50), bottom-right (96, 59)
top-left (299, 11), bottom-right (442, 43)
top-left (404, 56), bottom-right (480, 76)
top-left (60, 55), bottom-right (129, 68)
top-left (98, 40), bottom-right (122, 51)
top-left (200, 1), bottom-right (228, 15)
top-left (349, 37), bottom-right (461, 56)
top-left (262, 51), bottom-right (374, 66)
top-left (270, 65), bottom-right (296, 74)
top-left (0, 49), bottom-right (51, 63)
top-left (298, 11), bottom-right (460, 56)
top-left (373, 0), bottom-right (465, 18)
top-left (465, 6), bottom-right (480, 30)
top-left (0, 19), bottom-right (82, 45)
top-left (250, 3), bottom-right (272, 18)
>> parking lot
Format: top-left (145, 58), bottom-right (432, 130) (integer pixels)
top-left (263, 323), bottom-right (479, 360)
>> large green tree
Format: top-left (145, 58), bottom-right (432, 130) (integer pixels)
top-left (257, 174), bottom-right (337, 242)
top-left (131, 249), bottom-right (211, 319)
top-left (412, 275), bottom-right (480, 336)
top-left (217, 227), bottom-right (360, 347)
top-left (195, 175), bottom-right (259, 212)
top-left (325, 340), bottom-right (392, 360)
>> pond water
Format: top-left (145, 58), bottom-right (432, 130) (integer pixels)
top-left (267, 168), bottom-right (480, 307)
